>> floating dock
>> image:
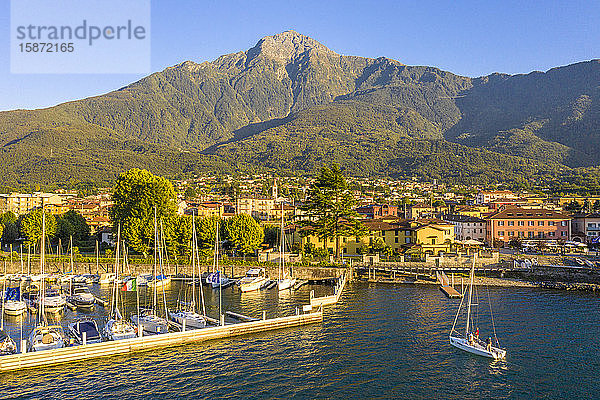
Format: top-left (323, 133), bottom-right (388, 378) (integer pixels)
top-left (440, 285), bottom-right (463, 298)
top-left (0, 309), bottom-right (323, 373)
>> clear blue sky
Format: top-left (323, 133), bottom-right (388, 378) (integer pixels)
top-left (1, 0), bottom-right (598, 111)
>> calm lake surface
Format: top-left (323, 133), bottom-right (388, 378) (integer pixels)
top-left (0, 281), bottom-right (598, 399)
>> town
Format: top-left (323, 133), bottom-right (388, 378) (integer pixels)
top-left (1, 171), bottom-right (599, 263)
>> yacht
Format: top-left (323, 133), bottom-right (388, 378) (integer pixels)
top-left (67, 285), bottom-right (96, 309)
top-left (68, 320), bottom-right (102, 344)
top-left (238, 268), bottom-right (269, 293)
top-left (28, 325), bottom-right (66, 352)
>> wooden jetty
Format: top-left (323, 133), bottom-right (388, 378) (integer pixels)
top-left (436, 271), bottom-right (463, 299)
top-left (0, 308), bottom-right (323, 372)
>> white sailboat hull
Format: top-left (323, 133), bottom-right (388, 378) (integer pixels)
top-left (104, 319), bottom-right (138, 341)
top-left (147, 276), bottom-right (172, 288)
top-left (169, 311), bottom-right (206, 330)
top-left (239, 277), bottom-right (269, 292)
top-left (3, 300), bottom-right (27, 316)
top-left (277, 278), bottom-right (296, 291)
top-left (450, 336), bottom-right (506, 360)
top-left (131, 314), bottom-right (169, 335)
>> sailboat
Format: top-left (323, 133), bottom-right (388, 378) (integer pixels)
top-left (131, 210), bottom-right (169, 335)
top-left (206, 220), bottom-right (230, 289)
top-left (104, 224), bottom-right (137, 341)
top-left (169, 214), bottom-right (207, 330)
top-left (449, 259), bottom-right (506, 360)
top-left (28, 210), bottom-right (66, 352)
top-left (277, 202), bottom-right (296, 291)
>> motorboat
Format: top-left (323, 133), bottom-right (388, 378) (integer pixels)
top-left (131, 312), bottom-right (169, 335)
top-left (83, 274), bottom-right (100, 284)
top-left (168, 310), bottom-right (206, 330)
top-left (67, 285), bottom-right (96, 309)
top-left (4, 299), bottom-right (27, 316)
top-left (238, 268), bottom-right (269, 293)
top-left (28, 325), bottom-right (66, 352)
top-left (68, 319), bottom-right (102, 344)
top-left (3, 285), bottom-right (27, 316)
top-left (0, 331), bottom-right (17, 355)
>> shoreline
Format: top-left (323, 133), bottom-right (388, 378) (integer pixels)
top-left (363, 276), bottom-right (600, 292)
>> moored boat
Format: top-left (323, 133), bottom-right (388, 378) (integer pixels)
top-left (238, 268), bottom-right (269, 293)
top-left (68, 319), bottom-right (102, 344)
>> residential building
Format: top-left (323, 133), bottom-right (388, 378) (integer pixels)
top-left (356, 204), bottom-right (400, 219)
top-left (0, 192), bottom-right (68, 216)
top-left (571, 213), bottom-right (600, 244)
top-left (475, 190), bottom-right (517, 205)
top-left (443, 214), bottom-right (486, 242)
top-left (485, 207), bottom-right (571, 246)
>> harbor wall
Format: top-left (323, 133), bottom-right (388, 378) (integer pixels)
top-left (0, 260), bottom-right (346, 280)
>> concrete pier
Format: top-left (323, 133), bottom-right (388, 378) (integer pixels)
top-left (0, 309), bottom-right (323, 372)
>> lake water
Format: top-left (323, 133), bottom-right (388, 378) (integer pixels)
top-left (0, 281), bottom-right (598, 399)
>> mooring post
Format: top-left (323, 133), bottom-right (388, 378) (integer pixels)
top-left (296, 307), bottom-right (299, 316)
top-left (83, 332), bottom-right (87, 345)
top-left (182, 319), bottom-right (186, 332)
top-left (263, 310), bottom-right (266, 320)
top-left (220, 314), bottom-right (225, 326)
top-left (21, 340), bottom-right (27, 354)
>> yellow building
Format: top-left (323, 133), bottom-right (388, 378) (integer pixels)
top-left (0, 192), bottom-right (68, 216)
top-left (455, 205), bottom-right (490, 218)
top-left (299, 219), bottom-right (455, 257)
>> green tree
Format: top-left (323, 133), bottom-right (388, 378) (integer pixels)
top-left (196, 215), bottom-right (221, 255)
top-left (0, 223), bottom-right (3, 243)
top-left (300, 164), bottom-right (365, 260)
top-left (593, 200), bottom-right (600, 211)
top-left (184, 187), bottom-right (197, 200)
top-left (56, 210), bottom-right (90, 244)
top-left (167, 215), bottom-right (192, 259)
top-left (224, 214), bottom-right (264, 256)
top-left (20, 208), bottom-right (57, 247)
top-left (111, 169), bottom-right (177, 257)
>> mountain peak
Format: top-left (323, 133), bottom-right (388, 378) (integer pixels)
top-left (248, 30), bottom-right (336, 63)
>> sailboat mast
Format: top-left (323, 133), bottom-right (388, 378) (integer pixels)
top-left (191, 213), bottom-right (196, 312)
top-left (465, 258), bottom-right (475, 337)
top-left (153, 207), bottom-right (158, 314)
top-left (217, 220), bottom-right (222, 320)
top-left (70, 235), bottom-right (74, 273)
top-left (39, 210), bottom-right (47, 325)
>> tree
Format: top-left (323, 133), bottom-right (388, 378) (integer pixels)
top-left (300, 164), bottom-right (365, 260)
top-left (167, 215), bottom-right (192, 259)
top-left (196, 215), bottom-right (221, 255)
top-left (20, 208), bottom-right (57, 247)
top-left (56, 210), bottom-right (90, 244)
top-left (111, 169), bottom-right (178, 257)
top-left (0, 223), bottom-right (3, 244)
top-left (224, 214), bottom-right (264, 256)
top-left (594, 200), bottom-right (600, 211)
top-left (184, 187), bottom-right (197, 200)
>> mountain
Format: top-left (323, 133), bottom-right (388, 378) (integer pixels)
top-left (0, 30), bottom-right (599, 190)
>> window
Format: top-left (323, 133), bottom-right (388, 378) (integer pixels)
top-left (528, 221), bottom-right (534, 226)
top-left (479, 229), bottom-right (483, 233)
top-left (498, 221), bottom-right (505, 226)
top-left (549, 232), bottom-right (555, 237)
top-left (395, 230), bottom-right (399, 236)
top-left (548, 221), bottom-right (555, 226)
top-left (518, 232), bottom-right (524, 237)
top-left (561, 231), bottom-right (567, 236)
top-left (561, 221), bottom-right (567, 227)
top-left (508, 231), bottom-right (514, 236)
top-left (518, 221), bottom-right (524, 226)
top-left (395, 237), bottom-right (399, 243)
top-left (405, 237), bottom-right (411, 244)
top-left (405, 230), bottom-right (411, 235)
top-left (528, 231), bottom-right (534, 238)
top-left (538, 221), bottom-right (544, 226)
top-left (498, 231), bottom-right (504, 237)
top-left (508, 221), bottom-right (514, 226)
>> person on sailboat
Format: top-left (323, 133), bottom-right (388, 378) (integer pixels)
top-left (475, 327), bottom-right (479, 340)
top-left (468, 332), bottom-right (474, 346)
top-left (486, 337), bottom-right (492, 352)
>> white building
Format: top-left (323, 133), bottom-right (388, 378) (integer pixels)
top-left (442, 214), bottom-right (486, 242)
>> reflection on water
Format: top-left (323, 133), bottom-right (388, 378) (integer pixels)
top-left (1, 282), bottom-right (599, 399)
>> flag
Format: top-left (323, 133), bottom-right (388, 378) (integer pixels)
top-left (591, 236), bottom-right (600, 244)
top-left (5, 287), bottom-right (20, 301)
top-left (121, 278), bottom-right (137, 291)
top-left (207, 271), bottom-right (220, 284)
